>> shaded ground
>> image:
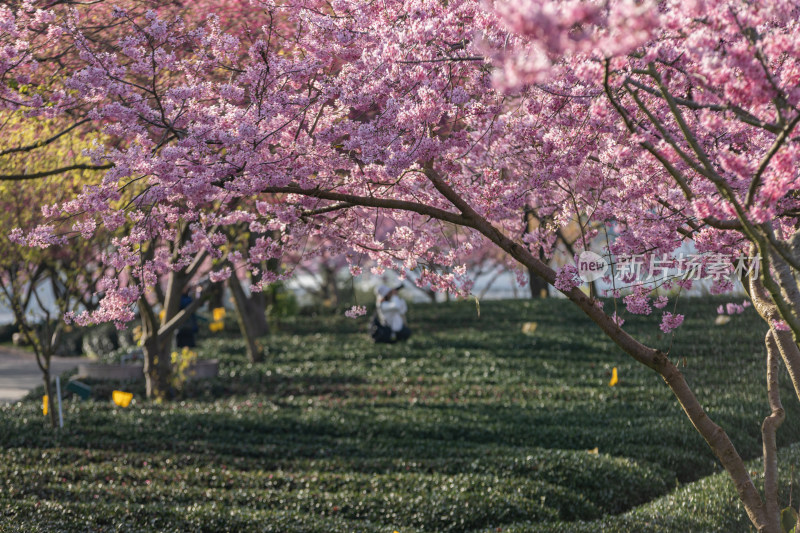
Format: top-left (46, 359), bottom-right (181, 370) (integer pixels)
top-left (0, 348), bottom-right (83, 403)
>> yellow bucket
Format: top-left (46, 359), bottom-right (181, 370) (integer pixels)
top-left (112, 390), bottom-right (133, 407)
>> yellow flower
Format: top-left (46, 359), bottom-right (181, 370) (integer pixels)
top-left (609, 367), bottom-right (619, 387)
top-left (170, 347), bottom-right (198, 391)
top-left (43, 395), bottom-right (48, 416)
top-left (212, 307), bottom-right (226, 321)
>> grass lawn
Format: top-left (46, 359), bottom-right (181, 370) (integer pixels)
top-left (0, 297), bottom-right (797, 532)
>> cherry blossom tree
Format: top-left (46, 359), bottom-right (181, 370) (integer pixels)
top-left (0, 0), bottom-right (280, 397)
top-left (4, 0), bottom-right (800, 529)
top-left (491, 2), bottom-right (800, 529)
top-left (0, 114), bottom-right (110, 426)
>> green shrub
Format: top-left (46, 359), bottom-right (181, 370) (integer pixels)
top-left (0, 297), bottom-right (791, 532)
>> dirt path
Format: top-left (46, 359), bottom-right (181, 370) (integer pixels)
top-left (0, 347), bottom-right (83, 403)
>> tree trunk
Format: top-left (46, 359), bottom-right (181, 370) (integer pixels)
top-left (762, 330), bottom-right (785, 533)
top-left (139, 295), bottom-right (174, 402)
top-left (207, 283), bottom-right (225, 311)
top-left (229, 274), bottom-right (264, 363)
top-left (146, 270), bottom-right (190, 400)
top-left (139, 269), bottom-right (215, 400)
top-left (523, 208), bottom-right (549, 298)
top-left (320, 264), bottom-right (340, 310)
top-left (142, 334), bottom-right (173, 401)
top-left (528, 267), bottom-right (549, 298)
top-left (244, 289), bottom-right (270, 337)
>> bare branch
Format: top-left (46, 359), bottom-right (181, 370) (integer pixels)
top-left (0, 163), bottom-right (112, 181)
top-left (0, 118), bottom-right (92, 157)
top-left (260, 185), bottom-right (472, 227)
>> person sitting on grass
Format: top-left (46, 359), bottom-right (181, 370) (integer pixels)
top-left (371, 284), bottom-right (411, 343)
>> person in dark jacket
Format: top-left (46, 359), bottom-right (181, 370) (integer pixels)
top-left (175, 289), bottom-right (199, 348)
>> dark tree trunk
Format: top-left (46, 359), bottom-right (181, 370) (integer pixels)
top-left (319, 264), bottom-right (340, 310)
top-left (142, 334), bottom-right (173, 401)
top-left (207, 283), bottom-right (225, 311)
top-left (528, 267), bottom-right (549, 298)
top-left (523, 209), bottom-right (550, 298)
top-left (244, 289), bottom-right (270, 337)
top-left (420, 287), bottom-right (436, 302)
top-left (229, 274), bottom-right (264, 363)
top-left (139, 277), bottom-right (181, 402)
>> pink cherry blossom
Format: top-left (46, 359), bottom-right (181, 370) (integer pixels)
top-left (344, 305), bottom-right (367, 318)
top-left (659, 312), bottom-right (684, 333)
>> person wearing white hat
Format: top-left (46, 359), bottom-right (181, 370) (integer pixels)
top-left (371, 284), bottom-right (411, 343)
